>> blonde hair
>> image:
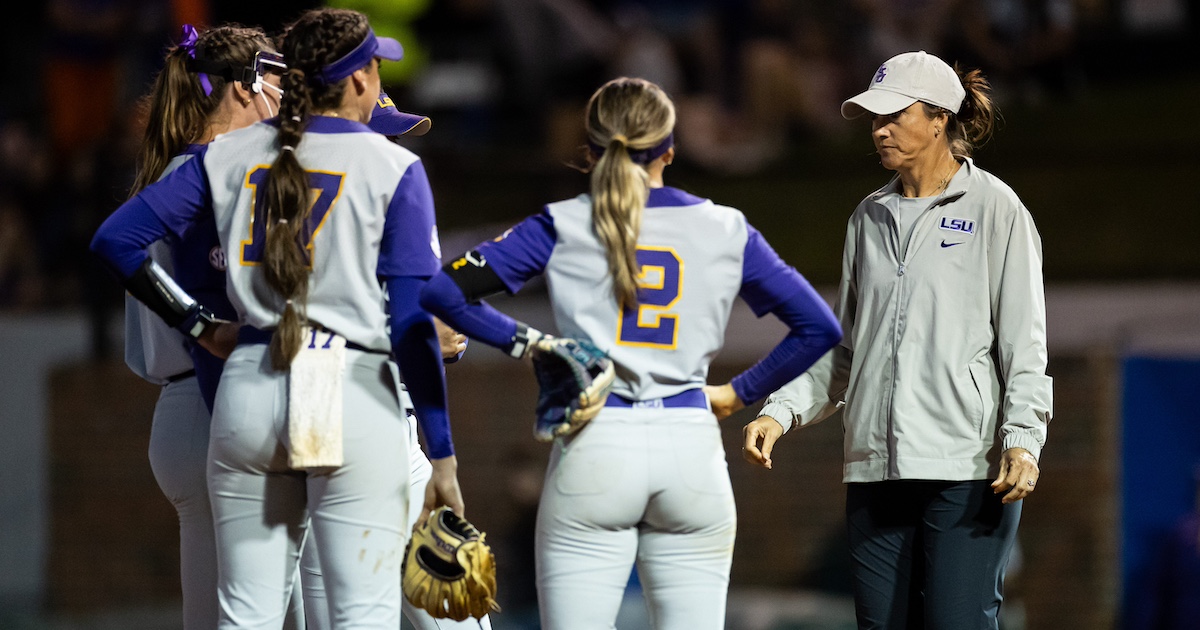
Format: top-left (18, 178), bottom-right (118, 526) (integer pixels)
top-left (584, 77), bottom-right (675, 306)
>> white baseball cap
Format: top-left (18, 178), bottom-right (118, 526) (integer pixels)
top-left (841, 51), bottom-right (965, 119)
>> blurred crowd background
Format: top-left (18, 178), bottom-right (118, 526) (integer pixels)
top-left (2, 0), bottom-right (1198, 324)
top-left (2, 0), bottom-right (1200, 629)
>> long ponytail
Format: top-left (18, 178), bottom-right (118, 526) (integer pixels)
top-left (263, 8), bottom-right (368, 370)
top-left (584, 78), bottom-right (676, 307)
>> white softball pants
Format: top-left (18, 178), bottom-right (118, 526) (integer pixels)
top-left (298, 385), bottom-right (492, 630)
top-left (536, 406), bottom-right (738, 630)
top-left (150, 375), bottom-right (306, 629)
top-left (208, 344), bottom-right (410, 629)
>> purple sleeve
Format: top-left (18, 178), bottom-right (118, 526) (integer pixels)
top-left (474, 210), bottom-right (556, 294)
top-left (730, 224), bottom-right (842, 404)
top-left (419, 273), bottom-right (520, 351)
top-left (378, 161), bottom-right (441, 278)
top-left (89, 153), bottom-right (212, 277)
top-left (737, 225), bottom-right (812, 316)
top-left (387, 276), bottom-right (454, 459)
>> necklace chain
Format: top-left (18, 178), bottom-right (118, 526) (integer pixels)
top-left (934, 161), bottom-right (956, 193)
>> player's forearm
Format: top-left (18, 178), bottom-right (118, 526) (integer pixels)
top-left (387, 276), bottom-right (454, 459)
top-left (731, 287), bottom-right (842, 404)
top-left (419, 272), bottom-right (519, 351)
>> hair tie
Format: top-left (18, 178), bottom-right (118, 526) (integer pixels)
top-left (588, 132), bottom-right (674, 165)
top-left (178, 24), bottom-right (214, 96)
top-left (610, 134), bottom-right (628, 145)
top-left (278, 218), bottom-right (289, 224)
top-left (281, 145), bottom-right (295, 152)
top-left (291, 115), bottom-right (302, 122)
top-left (178, 25), bottom-right (199, 57)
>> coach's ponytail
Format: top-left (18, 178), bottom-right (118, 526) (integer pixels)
top-left (263, 8), bottom-right (369, 370)
top-left (585, 78), bottom-right (676, 307)
top-left (131, 24), bottom-right (272, 196)
top-left (939, 65), bottom-right (998, 159)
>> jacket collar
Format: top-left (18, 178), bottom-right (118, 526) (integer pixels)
top-left (869, 157), bottom-right (975, 208)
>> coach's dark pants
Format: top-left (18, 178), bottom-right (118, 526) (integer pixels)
top-left (846, 480), bottom-right (1021, 630)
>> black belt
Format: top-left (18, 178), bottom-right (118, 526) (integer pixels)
top-left (166, 369), bottom-right (196, 383)
top-left (236, 326), bottom-right (386, 355)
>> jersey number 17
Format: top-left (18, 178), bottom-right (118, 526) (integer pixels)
top-left (239, 166), bottom-right (346, 266)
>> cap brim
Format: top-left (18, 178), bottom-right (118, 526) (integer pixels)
top-left (369, 110), bottom-right (431, 137)
top-left (840, 89), bottom-right (918, 119)
top-left (374, 36), bottom-right (404, 62)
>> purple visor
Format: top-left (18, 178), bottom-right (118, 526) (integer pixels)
top-left (368, 91), bottom-right (431, 136)
top-left (588, 133), bottom-right (674, 165)
top-left (315, 29), bottom-right (404, 85)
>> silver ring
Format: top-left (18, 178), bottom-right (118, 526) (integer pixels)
top-left (1026, 480), bottom-right (1036, 487)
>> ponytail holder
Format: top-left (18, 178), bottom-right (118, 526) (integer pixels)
top-left (587, 132), bottom-right (675, 165)
top-left (281, 145), bottom-right (295, 152)
top-left (610, 134), bottom-right (629, 145)
top-left (278, 218), bottom-right (290, 224)
top-left (291, 115), bottom-right (302, 122)
top-left (178, 25), bottom-right (214, 97)
top-left (178, 24), bottom-right (200, 57)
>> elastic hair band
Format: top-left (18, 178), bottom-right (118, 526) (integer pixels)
top-left (588, 132), bottom-right (674, 165)
top-left (281, 145), bottom-right (295, 152)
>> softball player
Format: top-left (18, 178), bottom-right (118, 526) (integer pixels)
top-left (296, 94), bottom-right (490, 630)
top-left (92, 8), bottom-right (462, 628)
top-left (419, 77), bottom-right (842, 630)
top-left (119, 23), bottom-right (293, 629)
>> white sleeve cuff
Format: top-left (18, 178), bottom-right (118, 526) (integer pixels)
top-left (1002, 432), bottom-right (1044, 461)
top-left (758, 401), bottom-right (797, 435)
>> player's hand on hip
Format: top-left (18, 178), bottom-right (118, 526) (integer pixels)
top-left (991, 447), bottom-right (1040, 504)
top-left (704, 383), bottom-right (744, 420)
top-left (197, 321), bottom-right (239, 359)
top-left (419, 455), bottom-right (465, 529)
top-left (742, 416), bottom-right (784, 470)
top-left (433, 317), bottom-right (468, 361)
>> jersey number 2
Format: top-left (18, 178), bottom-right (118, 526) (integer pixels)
top-left (240, 167), bottom-right (346, 266)
top-left (616, 247), bottom-right (683, 349)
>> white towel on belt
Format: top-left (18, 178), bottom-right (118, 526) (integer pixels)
top-left (287, 327), bottom-right (347, 469)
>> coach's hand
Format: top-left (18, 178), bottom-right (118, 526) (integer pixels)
top-left (419, 455), bottom-right (466, 530)
top-left (197, 321), bottom-right (239, 359)
top-left (704, 384), bottom-right (744, 420)
top-left (742, 416), bottom-right (784, 470)
top-left (991, 447), bottom-right (1040, 504)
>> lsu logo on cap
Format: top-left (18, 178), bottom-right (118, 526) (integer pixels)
top-left (938, 217), bottom-right (975, 235)
top-left (874, 66), bottom-right (887, 83)
top-left (377, 95), bottom-right (396, 109)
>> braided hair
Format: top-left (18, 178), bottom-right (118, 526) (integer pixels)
top-left (262, 8), bottom-right (370, 370)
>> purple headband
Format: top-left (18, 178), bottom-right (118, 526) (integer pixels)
top-left (588, 133), bottom-right (674, 165)
top-left (314, 29), bottom-right (404, 85)
top-left (179, 24), bottom-right (213, 96)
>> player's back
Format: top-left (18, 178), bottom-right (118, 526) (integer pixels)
top-left (202, 117), bottom-right (437, 352)
top-left (545, 187), bottom-right (748, 401)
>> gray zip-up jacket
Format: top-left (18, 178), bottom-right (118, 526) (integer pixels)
top-left (760, 159), bottom-right (1051, 482)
